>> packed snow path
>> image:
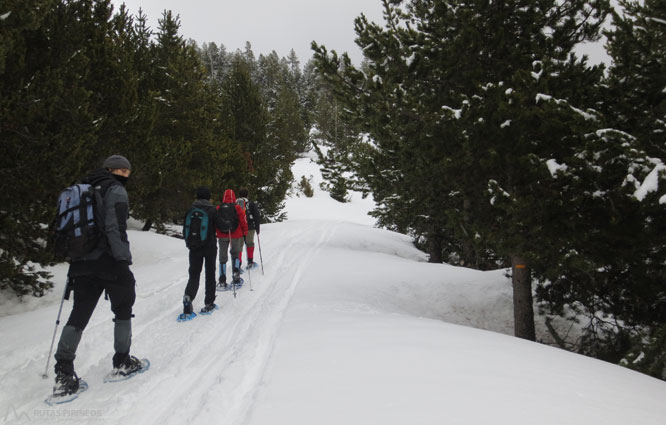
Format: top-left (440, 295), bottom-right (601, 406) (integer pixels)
top-left (2, 218), bottom-right (666, 424)
top-left (128, 221), bottom-right (341, 425)
top-left (1, 220), bottom-right (342, 424)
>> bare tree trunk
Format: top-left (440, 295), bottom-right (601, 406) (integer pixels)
top-left (142, 220), bottom-right (153, 232)
top-left (512, 255), bottom-right (536, 341)
top-left (460, 197), bottom-right (476, 268)
top-left (428, 232), bottom-right (443, 263)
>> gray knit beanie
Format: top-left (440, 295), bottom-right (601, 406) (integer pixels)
top-left (103, 155), bottom-right (132, 171)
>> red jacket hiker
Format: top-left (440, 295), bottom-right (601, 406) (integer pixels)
top-left (216, 189), bottom-right (248, 239)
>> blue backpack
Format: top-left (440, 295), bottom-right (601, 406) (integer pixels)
top-left (54, 183), bottom-right (104, 262)
top-left (183, 207), bottom-right (209, 249)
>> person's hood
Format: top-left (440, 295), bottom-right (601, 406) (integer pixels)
top-left (82, 168), bottom-right (115, 186)
top-left (223, 189), bottom-right (237, 204)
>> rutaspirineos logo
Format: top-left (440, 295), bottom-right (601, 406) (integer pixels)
top-left (3, 404), bottom-right (31, 422)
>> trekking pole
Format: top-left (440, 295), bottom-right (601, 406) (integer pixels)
top-left (42, 278), bottom-right (70, 379)
top-left (245, 236), bottom-right (253, 291)
top-left (229, 230), bottom-right (237, 298)
top-left (257, 233), bottom-right (264, 275)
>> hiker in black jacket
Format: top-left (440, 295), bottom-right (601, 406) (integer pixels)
top-left (180, 186), bottom-right (227, 319)
top-left (53, 155), bottom-right (146, 398)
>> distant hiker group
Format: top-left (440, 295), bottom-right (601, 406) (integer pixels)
top-left (180, 185), bottom-right (262, 321)
top-left (45, 154), bottom-right (262, 404)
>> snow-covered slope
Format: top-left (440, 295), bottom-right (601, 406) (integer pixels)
top-left (1, 154), bottom-right (665, 424)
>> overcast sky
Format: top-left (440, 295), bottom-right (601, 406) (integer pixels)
top-left (109, 0), bottom-right (610, 66)
top-left (110, 0), bottom-right (385, 65)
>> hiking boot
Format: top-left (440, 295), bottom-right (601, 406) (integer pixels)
top-left (53, 370), bottom-right (80, 397)
top-left (218, 274), bottom-right (226, 285)
top-left (217, 282), bottom-right (228, 290)
top-left (111, 355), bottom-right (144, 377)
top-left (200, 303), bottom-right (217, 313)
top-left (183, 295), bottom-right (193, 314)
top-left (232, 271), bottom-right (241, 283)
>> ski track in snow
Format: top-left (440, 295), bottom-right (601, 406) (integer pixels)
top-left (2, 221), bottom-right (338, 425)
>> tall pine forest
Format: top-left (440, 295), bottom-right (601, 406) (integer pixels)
top-left (1, 0), bottom-right (665, 379)
top-left (1, 1), bottom-right (309, 296)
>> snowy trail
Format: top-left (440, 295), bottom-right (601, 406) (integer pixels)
top-left (0, 220), bottom-right (338, 424)
top-left (124, 220), bottom-right (338, 425)
top-left (4, 154), bottom-right (666, 425)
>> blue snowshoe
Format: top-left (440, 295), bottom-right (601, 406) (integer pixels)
top-left (178, 295), bottom-right (196, 321)
top-left (104, 357), bottom-right (150, 383)
top-left (177, 311), bottom-right (197, 322)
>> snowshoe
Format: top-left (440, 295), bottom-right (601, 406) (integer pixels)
top-left (104, 356), bottom-right (150, 383)
top-left (44, 378), bottom-right (88, 406)
top-left (177, 311), bottom-right (197, 322)
top-left (200, 304), bottom-right (219, 315)
top-left (46, 371), bottom-right (87, 405)
top-left (216, 282), bottom-right (229, 292)
top-left (246, 261), bottom-right (258, 270)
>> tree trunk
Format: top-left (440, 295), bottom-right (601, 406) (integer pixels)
top-left (512, 255), bottom-right (536, 341)
top-left (142, 220), bottom-right (153, 232)
top-left (428, 232), bottom-right (443, 263)
top-left (460, 197), bottom-right (476, 268)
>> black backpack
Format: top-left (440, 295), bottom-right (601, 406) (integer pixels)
top-left (237, 197), bottom-right (253, 222)
top-left (53, 183), bottom-right (104, 262)
top-left (183, 207), bottom-right (209, 249)
top-left (217, 203), bottom-right (239, 233)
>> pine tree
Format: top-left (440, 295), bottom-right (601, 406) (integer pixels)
top-left (521, 0), bottom-right (666, 357)
top-left (314, 0), bottom-right (616, 340)
top-left (536, 0), bottom-right (666, 358)
top-left (0, 0), bottom-right (134, 296)
top-left (223, 54), bottom-right (294, 221)
top-left (130, 10), bottom-right (241, 230)
top-left (200, 41), bottom-right (229, 83)
top-left (286, 49), bottom-right (312, 144)
top-left (0, 0), bottom-right (60, 296)
top-left (310, 84), bottom-right (360, 203)
top-left (604, 0), bottom-right (666, 160)
top-left (301, 60), bottom-right (321, 131)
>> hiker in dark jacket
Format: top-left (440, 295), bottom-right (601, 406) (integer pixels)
top-left (180, 186), bottom-right (228, 319)
top-left (52, 155), bottom-right (146, 399)
top-left (237, 187), bottom-right (262, 269)
top-left (216, 189), bottom-right (248, 288)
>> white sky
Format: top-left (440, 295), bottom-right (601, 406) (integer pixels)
top-left (110, 0), bottom-right (385, 64)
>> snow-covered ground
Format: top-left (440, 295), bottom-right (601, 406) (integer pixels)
top-left (1, 152), bottom-right (665, 424)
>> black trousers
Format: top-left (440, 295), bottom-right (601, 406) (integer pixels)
top-left (185, 243), bottom-right (217, 306)
top-left (65, 270), bottom-right (136, 330)
top-left (56, 265), bottom-right (136, 369)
